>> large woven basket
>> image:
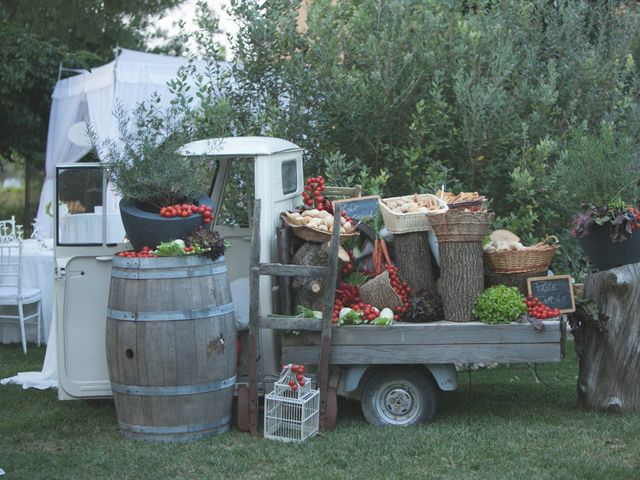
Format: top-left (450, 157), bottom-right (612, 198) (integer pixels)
top-left (484, 236), bottom-right (559, 273)
top-left (359, 271), bottom-right (403, 309)
top-left (281, 214), bottom-right (359, 244)
top-left (379, 194), bottom-right (448, 234)
top-left (429, 210), bottom-right (495, 243)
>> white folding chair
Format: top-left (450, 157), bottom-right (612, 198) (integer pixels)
top-left (0, 216), bottom-right (17, 242)
top-left (0, 241), bottom-right (42, 353)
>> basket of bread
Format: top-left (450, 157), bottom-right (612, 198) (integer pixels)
top-left (483, 230), bottom-right (559, 273)
top-left (379, 193), bottom-right (448, 234)
top-left (435, 190), bottom-right (486, 210)
top-left (282, 209), bottom-right (359, 244)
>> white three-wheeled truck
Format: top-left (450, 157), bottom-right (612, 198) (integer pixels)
top-left (54, 136), bottom-right (565, 429)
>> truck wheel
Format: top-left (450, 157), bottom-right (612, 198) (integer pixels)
top-left (361, 368), bottom-right (437, 427)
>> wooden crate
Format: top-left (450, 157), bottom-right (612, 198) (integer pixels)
top-left (281, 320), bottom-right (565, 366)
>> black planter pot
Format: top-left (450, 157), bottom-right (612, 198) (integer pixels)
top-left (119, 195), bottom-right (213, 251)
top-left (578, 224), bottom-right (640, 271)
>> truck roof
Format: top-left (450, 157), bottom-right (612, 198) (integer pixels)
top-left (180, 136), bottom-right (302, 157)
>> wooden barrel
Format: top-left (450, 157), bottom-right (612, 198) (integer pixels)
top-left (106, 255), bottom-right (236, 442)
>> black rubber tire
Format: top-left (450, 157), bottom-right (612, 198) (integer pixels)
top-left (361, 367), bottom-right (438, 427)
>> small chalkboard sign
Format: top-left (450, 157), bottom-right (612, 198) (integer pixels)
top-left (333, 195), bottom-right (380, 222)
top-left (527, 274), bottom-right (575, 313)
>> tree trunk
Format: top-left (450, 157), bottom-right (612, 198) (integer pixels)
top-left (573, 263), bottom-right (640, 412)
top-left (393, 231), bottom-right (437, 295)
top-left (439, 241), bottom-right (484, 322)
top-left (292, 242), bottom-right (330, 311)
top-left (485, 270), bottom-right (547, 296)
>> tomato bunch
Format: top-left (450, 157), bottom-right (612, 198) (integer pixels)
top-left (303, 176), bottom-right (326, 210)
top-left (116, 246), bottom-right (156, 258)
top-left (160, 203), bottom-right (213, 224)
top-left (526, 296), bottom-right (560, 319)
top-left (388, 265), bottom-right (411, 320)
top-left (287, 364), bottom-right (306, 392)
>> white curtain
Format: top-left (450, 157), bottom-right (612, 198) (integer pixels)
top-left (34, 75), bottom-right (92, 238)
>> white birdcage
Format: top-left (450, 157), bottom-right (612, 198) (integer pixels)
top-left (264, 364), bottom-right (319, 442)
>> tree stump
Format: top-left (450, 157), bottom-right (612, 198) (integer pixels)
top-left (292, 242), bottom-right (330, 311)
top-left (439, 242), bottom-right (484, 322)
top-left (572, 263), bottom-right (640, 412)
top-left (393, 231), bottom-right (437, 295)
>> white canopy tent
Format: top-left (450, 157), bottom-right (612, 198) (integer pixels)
top-left (35, 48), bottom-right (226, 238)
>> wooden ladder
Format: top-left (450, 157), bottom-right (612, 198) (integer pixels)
top-left (247, 199), bottom-right (341, 437)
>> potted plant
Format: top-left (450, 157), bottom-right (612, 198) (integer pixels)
top-left (571, 200), bottom-right (640, 270)
top-left (92, 100), bottom-right (213, 250)
top-left (558, 124), bottom-right (640, 271)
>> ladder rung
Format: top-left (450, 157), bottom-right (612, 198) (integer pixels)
top-left (257, 263), bottom-right (329, 278)
top-left (259, 315), bottom-right (323, 331)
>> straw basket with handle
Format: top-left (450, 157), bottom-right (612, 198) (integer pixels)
top-left (379, 194), bottom-right (448, 234)
top-left (281, 212), bottom-right (359, 244)
top-left (484, 236), bottom-right (559, 274)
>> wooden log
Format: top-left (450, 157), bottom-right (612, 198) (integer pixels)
top-left (292, 242), bottom-right (330, 311)
top-left (485, 270), bottom-right (547, 296)
top-left (439, 241), bottom-right (484, 322)
top-left (573, 263), bottom-right (640, 412)
top-left (393, 232), bottom-right (437, 295)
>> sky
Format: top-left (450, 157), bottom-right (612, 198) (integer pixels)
top-left (155, 0), bottom-right (238, 60)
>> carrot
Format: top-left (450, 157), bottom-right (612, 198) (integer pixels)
top-left (373, 239), bottom-right (380, 275)
top-left (379, 238), bottom-right (392, 267)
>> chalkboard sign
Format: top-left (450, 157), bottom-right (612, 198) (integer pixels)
top-left (527, 274), bottom-right (575, 313)
top-left (333, 195), bottom-right (380, 222)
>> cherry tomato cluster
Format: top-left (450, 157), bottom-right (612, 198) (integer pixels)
top-left (341, 249), bottom-right (356, 275)
top-left (303, 176), bottom-right (326, 210)
top-left (388, 265), bottom-right (411, 320)
top-left (287, 364), bottom-right (306, 392)
top-left (526, 296), bottom-right (561, 319)
top-left (116, 246), bottom-right (156, 258)
top-left (160, 203), bottom-right (213, 224)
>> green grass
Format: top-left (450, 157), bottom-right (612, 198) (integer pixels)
top-left (1, 343), bottom-right (638, 480)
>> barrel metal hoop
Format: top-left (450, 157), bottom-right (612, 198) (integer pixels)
top-left (110, 375), bottom-right (236, 396)
top-left (107, 303), bottom-right (234, 322)
top-left (120, 425), bottom-right (230, 443)
top-left (112, 255), bottom-right (225, 269)
top-left (111, 263), bottom-right (227, 279)
top-left (118, 415), bottom-right (231, 435)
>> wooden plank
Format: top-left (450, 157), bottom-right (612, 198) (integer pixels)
top-left (275, 224), bottom-right (293, 315)
top-left (259, 316), bottom-right (322, 331)
top-left (248, 199), bottom-right (261, 438)
top-left (281, 321), bottom-right (562, 346)
top-left (282, 343), bottom-right (563, 365)
top-left (319, 213), bottom-right (342, 432)
top-left (259, 263), bottom-right (328, 278)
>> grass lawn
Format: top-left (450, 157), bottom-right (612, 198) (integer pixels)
top-left (1, 342), bottom-right (638, 480)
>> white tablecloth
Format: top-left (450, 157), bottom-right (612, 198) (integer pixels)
top-left (0, 239), bottom-right (54, 345)
top-left (59, 213), bottom-right (125, 244)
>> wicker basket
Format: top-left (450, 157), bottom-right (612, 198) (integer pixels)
top-left (359, 271), bottom-right (403, 309)
top-left (429, 210), bottom-right (495, 243)
top-left (379, 194), bottom-right (448, 234)
top-left (281, 213), bottom-right (359, 244)
top-left (484, 236), bottom-right (559, 273)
